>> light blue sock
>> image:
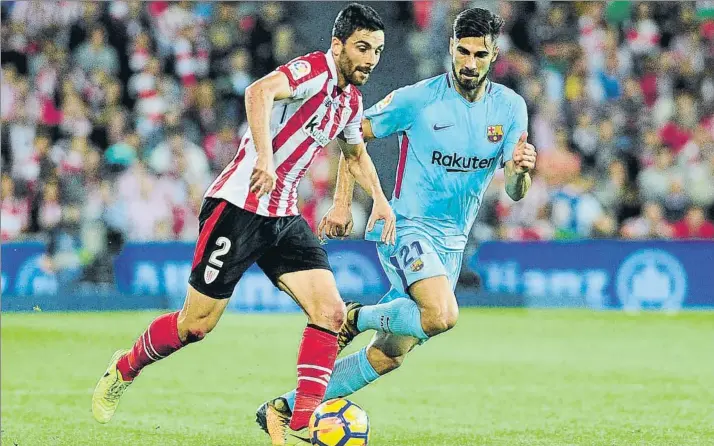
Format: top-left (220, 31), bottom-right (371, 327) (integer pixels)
top-left (356, 298), bottom-right (429, 340)
top-left (282, 347), bottom-right (380, 412)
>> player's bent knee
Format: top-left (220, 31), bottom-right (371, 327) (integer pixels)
top-left (421, 318), bottom-right (449, 337)
top-left (443, 306), bottom-right (459, 331)
top-left (177, 286), bottom-right (229, 343)
top-left (306, 296), bottom-right (345, 333)
top-left (177, 304), bottom-right (223, 343)
top-left (421, 305), bottom-right (459, 337)
top-left (177, 316), bottom-right (218, 344)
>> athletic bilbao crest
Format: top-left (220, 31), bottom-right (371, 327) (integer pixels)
top-left (204, 266), bottom-right (220, 284)
top-left (487, 125), bottom-right (504, 143)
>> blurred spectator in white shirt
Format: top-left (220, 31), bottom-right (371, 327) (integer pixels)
top-left (74, 27), bottom-right (120, 76)
top-left (1, 174), bottom-right (30, 241)
top-left (638, 148), bottom-right (681, 203)
top-left (126, 172), bottom-right (171, 241)
top-left (148, 130), bottom-right (210, 189)
top-left (621, 201), bottom-right (674, 239)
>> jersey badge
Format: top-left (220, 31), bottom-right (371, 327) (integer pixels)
top-left (288, 60), bottom-right (311, 80)
top-left (204, 266), bottom-right (219, 284)
top-left (487, 125), bottom-right (504, 143)
top-left (409, 258), bottom-right (424, 272)
top-left (374, 91), bottom-right (394, 112)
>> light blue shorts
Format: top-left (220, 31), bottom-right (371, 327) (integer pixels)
top-left (366, 222), bottom-right (463, 304)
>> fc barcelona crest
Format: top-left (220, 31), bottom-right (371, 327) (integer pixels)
top-left (487, 125), bottom-right (504, 143)
top-left (410, 258), bottom-right (424, 272)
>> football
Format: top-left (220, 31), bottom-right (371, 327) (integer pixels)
top-left (308, 398), bottom-right (370, 446)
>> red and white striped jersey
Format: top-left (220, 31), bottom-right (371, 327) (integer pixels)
top-left (206, 51), bottom-right (364, 217)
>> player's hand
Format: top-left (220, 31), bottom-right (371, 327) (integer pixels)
top-left (317, 205), bottom-right (354, 242)
top-left (512, 132), bottom-right (537, 174)
top-left (367, 196), bottom-right (396, 245)
top-left (250, 156), bottom-right (277, 198)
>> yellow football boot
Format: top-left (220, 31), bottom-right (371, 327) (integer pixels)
top-left (256, 397), bottom-right (310, 445)
top-left (92, 349), bottom-right (133, 423)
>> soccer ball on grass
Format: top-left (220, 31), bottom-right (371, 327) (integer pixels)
top-left (308, 398), bottom-right (370, 445)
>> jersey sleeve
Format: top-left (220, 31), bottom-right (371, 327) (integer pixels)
top-left (501, 94), bottom-right (529, 166)
top-left (364, 84), bottom-right (423, 139)
top-left (275, 53), bottom-right (329, 100)
top-left (341, 95), bottom-right (364, 145)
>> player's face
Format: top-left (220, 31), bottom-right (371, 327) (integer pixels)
top-left (333, 29), bottom-right (385, 86)
top-left (450, 36), bottom-right (498, 92)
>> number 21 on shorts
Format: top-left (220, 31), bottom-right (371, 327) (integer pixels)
top-left (389, 240), bottom-right (424, 273)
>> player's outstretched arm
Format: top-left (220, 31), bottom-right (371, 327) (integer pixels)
top-left (505, 132), bottom-right (536, 201)
top-left (317, 153), bottom-right (357, 241)
top-left (331, 118), bottom-right (378, 207)
top-left (333, 153), bottom-right (356, 211)
top-left (318, 118), bottom-right (381, 241)
top-left (326, 118), bottom-right (378, 217)
top-left (336, 137), bottom-right (396, 244)
top-left (244, 71), bottom-right (292, 198)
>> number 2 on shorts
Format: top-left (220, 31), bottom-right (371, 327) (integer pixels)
top-left (208, 237), bottom-right (232, 268)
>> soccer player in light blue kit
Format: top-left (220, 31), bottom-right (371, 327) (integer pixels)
top-left (258, 7), bottom-right (537, 427)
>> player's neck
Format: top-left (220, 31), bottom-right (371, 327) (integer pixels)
top-left (454, 77), bottom-right (488, 103)
top-left (336, 70), bottom-right (348, 90)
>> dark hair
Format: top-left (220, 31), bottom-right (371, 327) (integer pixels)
top-left (453, 8), bottom-right (504, 41)
top-left (332, 3), bottom-right (384, 42)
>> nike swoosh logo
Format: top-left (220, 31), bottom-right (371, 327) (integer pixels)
top-left (433, 124), bottom-right (454, 131)
top-left (288, 433), bottom-right (310, 443)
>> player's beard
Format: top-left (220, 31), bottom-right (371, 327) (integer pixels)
top-left (338, 50), bottom-right (371, 86)
top-left (452, 62), bottom-right (490, 92)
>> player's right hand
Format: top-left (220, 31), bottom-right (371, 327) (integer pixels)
top-left (367, 197), bottom-right (396, 245)
top-left (250, 157), bottom-right (277, 198)
top-left (317, 205), bottom-right (354, 242)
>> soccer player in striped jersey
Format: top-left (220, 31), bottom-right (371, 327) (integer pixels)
top-left (92, 4), bottom-right (395, 445)
top-left (262, 7), bottom-right (538, 421)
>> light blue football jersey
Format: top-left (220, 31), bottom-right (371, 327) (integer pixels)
top-left (365, 73), bottom-right (528, 252)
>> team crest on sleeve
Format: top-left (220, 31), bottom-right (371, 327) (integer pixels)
top-left (288, 60), bottom-right (311, 80)
top-left (374, 91), bottom-right (395, 112)
top-left (487, 125), bottom-right (504, 143)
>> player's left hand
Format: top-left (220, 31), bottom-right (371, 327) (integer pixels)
top-left (512, 132), bottom-right (537, 174)
top-left (367, 196), bottom-right (396, 245)
top-left (317, 205), bottom-right (354, 242)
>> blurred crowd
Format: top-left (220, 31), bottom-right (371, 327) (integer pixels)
top-left (2, 1), bottom-right (714, 283)
top-left (1, 1), bottom-right (311, 282)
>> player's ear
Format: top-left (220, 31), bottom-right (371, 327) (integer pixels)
top-left (331, 36), bottom-right (344, 56)
top-left (449, 37), bottom-right (454, 56)
top-left (492, 46), bottom-right (499, 63)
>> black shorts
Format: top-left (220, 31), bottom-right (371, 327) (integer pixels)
top-left (188, 198), bottom-right (332, 299)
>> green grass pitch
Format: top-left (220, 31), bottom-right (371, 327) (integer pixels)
top-left (2, 309), bottom-right (713, 445)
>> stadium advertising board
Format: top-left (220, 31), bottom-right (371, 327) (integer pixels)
top-left (2, 242), bottom-right (52, 297)
top-left (471, 241), bottom-right (714, 310)
top-left (4, 241), bottom-right (713, 311)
